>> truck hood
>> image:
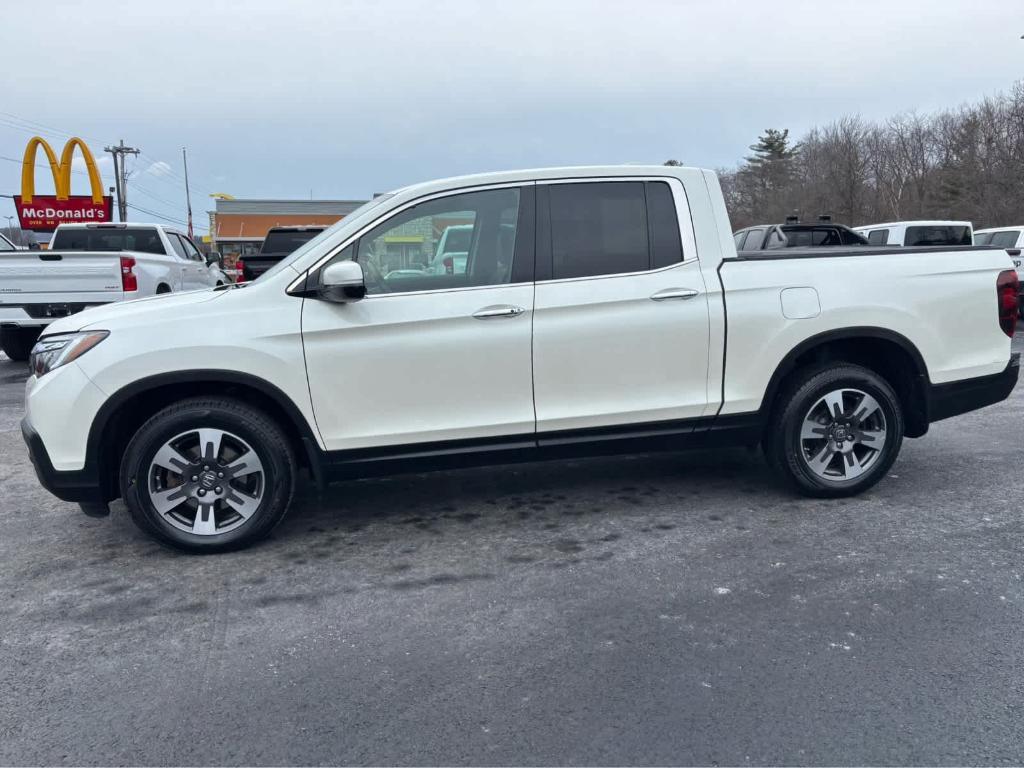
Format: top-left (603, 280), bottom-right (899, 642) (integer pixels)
top-left (43, 289), bottom-right (227, 335)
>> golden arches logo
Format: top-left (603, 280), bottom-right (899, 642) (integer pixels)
top-left (21, 135), bottom-right (104, 205)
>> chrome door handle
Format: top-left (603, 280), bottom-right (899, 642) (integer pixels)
top-left (650, 288), bottom-right (699, 301)
top-left (472, 305), bottom-right (526, 319)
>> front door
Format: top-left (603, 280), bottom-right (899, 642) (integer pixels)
top-left (532, 179), bottom-right (712, 435)
top-left (302, 185), bottom-right (537, 452)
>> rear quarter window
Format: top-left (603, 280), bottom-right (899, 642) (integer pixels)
top-left (867, 229), bottom-right (889, 245)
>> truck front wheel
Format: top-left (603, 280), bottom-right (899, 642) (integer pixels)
top-left (120, 397), bottom-right (297, 553)
top-left (765, 364), bottom-right (904, 497)
top-left (0, 326), bottom-right (42, 362)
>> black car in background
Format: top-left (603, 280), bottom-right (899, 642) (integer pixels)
top-left (240, 225), bottom-right (328, 281)
top-left (734, 216), bottom-right (869, 252)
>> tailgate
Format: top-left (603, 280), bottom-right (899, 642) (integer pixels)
top-left (0, 251), bottom-right (123, 295)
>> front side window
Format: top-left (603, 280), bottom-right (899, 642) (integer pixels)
top-left (352, 187), bottom-right (522, 295)
top-left (742, 229), bottom-right (765, 250)
top-left (167, 234), bottom-right (189, 260)
top-left (989, 231), bottom-right (1020, 248)
top-left (178, 235), bottom-right (204, 261)
top-left (867, 229), bottom-right (889, 245)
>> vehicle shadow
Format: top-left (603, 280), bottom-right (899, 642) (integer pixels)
top-left (268, 445), bottom-right (783, 547)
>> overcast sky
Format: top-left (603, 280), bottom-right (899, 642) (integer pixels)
top-left (2, 0), bottom-right (1021, 233)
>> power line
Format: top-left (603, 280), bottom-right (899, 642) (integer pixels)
top-left (126, 202), bottom-right (209, 231)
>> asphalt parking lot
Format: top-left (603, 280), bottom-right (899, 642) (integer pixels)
top-left (1, 335), bottom-right (1023, 766)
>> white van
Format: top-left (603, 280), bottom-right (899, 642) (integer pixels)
top-left (853, 221), bottom-right (973, 247)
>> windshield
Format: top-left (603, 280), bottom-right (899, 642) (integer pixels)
top-left (260, 229), bottom-right (325, 255)
top-left (51, 227), bottom-right (166, 254)
top-left (253, 194), bottom-right (397, 282)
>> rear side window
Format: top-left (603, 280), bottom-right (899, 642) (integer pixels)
top-left (548, 182), bottom-right (649, 279)
top-left (989, 231), bottom-right (1020, 248)
top-left (646, 182), bottom-right (683, 269)
top-left (867, 229), bottom-right (889, 245)
top-left (904, 226), bottom-right (972, 246)
top-left (766, 229), bottom-right (786, 249)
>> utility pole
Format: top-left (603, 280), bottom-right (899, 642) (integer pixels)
top-left (182, 147), bottom-right (194, 240)
top-left (104, 139), bottom-right (140, 222)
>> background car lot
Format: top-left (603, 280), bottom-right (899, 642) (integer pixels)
top-left (1, 334), bottom-right (1022, 765)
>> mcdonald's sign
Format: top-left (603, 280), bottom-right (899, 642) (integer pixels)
top-left (14, 136), bottom-right (113, 232)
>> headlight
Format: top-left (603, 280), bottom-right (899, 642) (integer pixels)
top-left (29, 331), bottom-right (109, 378)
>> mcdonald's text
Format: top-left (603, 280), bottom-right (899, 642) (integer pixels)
top-left (15, 194), bottom-right (113, 231)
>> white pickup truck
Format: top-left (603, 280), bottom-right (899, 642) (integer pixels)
top-left (20, 166), bottom-right (1020, 553)
top-left (0, 222), bottom-right (226, 361)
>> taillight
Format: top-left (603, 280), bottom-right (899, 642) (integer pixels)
top-left (443, 256), bottom-right (453, 274)
top-left (120, 256), bottom-right (137, 292)
top-left (997, 269), bottom-right (1019, 338)
top-left (235, 259), bottom-right (246, 283)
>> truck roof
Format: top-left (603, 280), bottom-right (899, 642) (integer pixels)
top-left (975, 226), bottom-right (1024, 234)
top-left (388, 165), bottom-right (712, 198)
top-left (853, 220), bottom-right (972, 230)
top-left (55, 222), bottom-right (179, 231)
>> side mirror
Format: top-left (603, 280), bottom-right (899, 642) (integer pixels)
top-left (206, 250), bottom-right (222, 267)
top-left (319, 260), bottom-right (366, 303)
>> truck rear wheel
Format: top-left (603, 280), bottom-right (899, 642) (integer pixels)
top-left (765, 363), bottom-right (904, 497)
top-left (120, 397), bottom-right (296, 553)
top-left (0, 327), bottom-right (41, 362)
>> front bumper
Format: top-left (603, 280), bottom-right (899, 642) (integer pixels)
top-left (929, 352), bottom-right (1020, 423)
top-left (21, 417), bottom-right (104, 503)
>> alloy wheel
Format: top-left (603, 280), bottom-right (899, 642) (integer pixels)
top-left (146, 428), bottom-right (265, 535)
top-left (799, 388), bottom-right (887, 482)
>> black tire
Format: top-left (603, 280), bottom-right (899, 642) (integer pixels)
top-left (764, 363), bottom-right (904, 497)
top-left (156, 284), bottom-right (171, 294)
top-left (0, 326), bottom-right (41, 362)
top-left (120, 397), bottom-right (296, 553)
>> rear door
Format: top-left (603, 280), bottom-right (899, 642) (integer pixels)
top-left (302, 184), bottom-right (537, 452)
top-left (177, 234), bottom-right (214, 287)
top-left (165, 233), bottom-right (196, 289)
top-left (531, 178), bottom-right (711, 436)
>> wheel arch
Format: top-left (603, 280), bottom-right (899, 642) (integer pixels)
top-left (86, 370), bottom-right (322, 501)
top-left (759, 326), bottom-right (931, 439)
